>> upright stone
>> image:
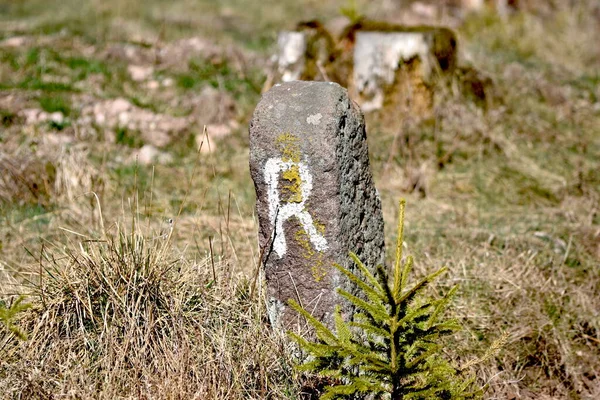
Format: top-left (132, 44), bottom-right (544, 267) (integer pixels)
top-left (249, 81), bottom-right (385, 329)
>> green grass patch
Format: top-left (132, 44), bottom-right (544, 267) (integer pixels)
top-left (0, 203), bottom-right (52, 227)
top-left (112, 164), bottom-right (151, 194)
top-left (38, 94), bottom-right (72, 116)
top-left (115, 127), bottom-right (144, 148)
top-left (177, 58), bottom-right (262, 97)
top-left (0, 46), bottom-right (114, 93)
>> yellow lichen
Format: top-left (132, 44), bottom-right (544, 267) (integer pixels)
top-left (295, 227), bottom-right (327, 282)
top-left (313, 218), bottom-right (326, 235)
top-left (295, 228), bottom-right (314, 258)
top-left (276, 133), bottom-right (301, 163)
top-left (311, 262), bottom-right (327, 283)
top-left (281, 164), bottom-right (303, 203)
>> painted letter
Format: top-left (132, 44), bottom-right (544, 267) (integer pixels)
top-left (264, 158), bottom-right (328, 258)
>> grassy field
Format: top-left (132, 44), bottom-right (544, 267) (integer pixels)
top-left (0, 0), bottom-right (599, 398)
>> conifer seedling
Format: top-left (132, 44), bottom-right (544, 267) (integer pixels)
top-left (289, 200), bottom-right (481, 399)
top-left (0, 295), bottom-right (31, 341)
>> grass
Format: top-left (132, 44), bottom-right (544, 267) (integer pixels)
top-left (38, 94), bottom-right (71, 115)
top-left (0, 0), bottom-right (599, 399)
top-left (0, 218), bottom-right (301, 398)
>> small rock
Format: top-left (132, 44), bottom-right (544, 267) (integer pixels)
top-left (79, 97), bottom-right (189, 147)
top-left (411, 2), bottom-right (438, 18)
top-left (146, 80), bottom-right (160, 90)
top-left (37, 111), bottom-right (50, 123)
top-left (20, 108), bottom-right (42, 124)
top-left (94, 112), bottom-right (106, 125)
top-left (19, 109), bottom-right (67, 125)
top-left (118, 111), bottom-right (130, 125)
top-left (127, 65), bottom-right (154, 82)
top-left (49, 112), bottom-right (64, 124)
top-left (461, 0), bottom-right (485, 11)
top-left (133, 144), bottom-right (173, 165)
top-left (109, 98), bottom-right (133, 114)
top-left (43, 133), bottom-right (73, 146)
top-left (205, 123), bottom-right (233, 139)
top-left (0, 36), bottom-right (29, 48)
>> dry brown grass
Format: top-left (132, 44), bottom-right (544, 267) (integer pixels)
top-left (0, 150), bottom-right (54, 207)
top-left (0, 217), bottom-right (305, 399)
top-left (0, 1), bottom-right (599, 398)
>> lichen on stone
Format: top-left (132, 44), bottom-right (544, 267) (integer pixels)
top-left (294, 225), bottom-right (327, 282)
top-left (276, 133), bottom-right (301, 163)
top-left (313, 218), bottom-right (326, 235)
top-left (281, 164), bottom-right (303, 203)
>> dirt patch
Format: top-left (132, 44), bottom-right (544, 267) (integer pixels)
top-left (79, 97), bottom-right (189, 147)
top-left (103, 36), bottom-right (250, 73)
top-left (182, 86), bottom-right (236, 125)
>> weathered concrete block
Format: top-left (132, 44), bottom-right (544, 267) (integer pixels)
top-left (249, 81), bottom-right (385, 329)
top-left (352, 30), bottom-right (437, 112)
top-left (269, 24), bottom-right (336, 87)
top-left (275, 31), bottom-right (307, 82)
top-left (265, 20), bottom-right (462, 126)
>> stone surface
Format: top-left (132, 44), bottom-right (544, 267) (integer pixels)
top-left (266, 24), bottom-right (336, 91)
top-left (353, 31), bottom-right (434, 112)
top-left (249, 81), bottom-right (385, 329)
top-left (0, 36), bottom-right (30, 48)
top-left (275, 31), bottom-right (307, 82)
top-left (19, 109), bottom-right (64, 125)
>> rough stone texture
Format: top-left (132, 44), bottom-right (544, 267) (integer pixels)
top-left (249, 81), bottom-right (385, 329)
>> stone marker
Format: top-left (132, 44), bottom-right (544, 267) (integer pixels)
top-left (249, 81), bottom-right (385, 329)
